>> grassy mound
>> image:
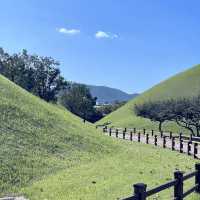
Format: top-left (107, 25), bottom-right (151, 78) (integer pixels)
top-left (97, 64), bottom-right (200, 133)
top-left (0, 74), bottom-right (198, 200)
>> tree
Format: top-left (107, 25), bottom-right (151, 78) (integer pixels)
top-left (0, 47), bottom-right (68, 102)
top-left (135, 97), bottom-right (200, 136)
top-left (135, 100), bottom-right (173, 132)
top-left (58, 84), bottom-right (102, 122)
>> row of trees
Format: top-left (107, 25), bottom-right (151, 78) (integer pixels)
top-left (0, 47), bottom-right (103, 122)
top-left (135, 96), bottom-right (200, 136)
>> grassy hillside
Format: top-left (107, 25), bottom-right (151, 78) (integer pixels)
top-left (0, 74), bottom-right (198, 200)
top-left (97, 64), bottom-right (200, 133)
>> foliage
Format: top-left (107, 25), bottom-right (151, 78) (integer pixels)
top-left (58, 83), bottom-right (102, 122)
top-left (0, 47), bottom-right (68, 102)
top-left (135, 96), bottom-right (200, 136)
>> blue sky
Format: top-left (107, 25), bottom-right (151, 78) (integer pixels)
top-left (1, 0), bottom-right (200, 93)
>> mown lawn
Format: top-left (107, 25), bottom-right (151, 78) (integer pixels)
top-left (21, 139), bottom-right (199, 200)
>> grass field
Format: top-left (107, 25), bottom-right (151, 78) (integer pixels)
top-left (0, 74), bottom-right (199, 200)
top-left (97, 64), bottom-right (200, 134)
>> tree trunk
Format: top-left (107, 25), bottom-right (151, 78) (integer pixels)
top-left (159, 121), bottom-right (162, 132)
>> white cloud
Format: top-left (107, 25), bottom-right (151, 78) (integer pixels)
top-left (95, 31), bottom-right (119, 39)
top-left (57, 28), bottom-right (80, 35)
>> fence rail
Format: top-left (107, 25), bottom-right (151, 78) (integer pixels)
top-left (122, 164), bottom-right (200, 200)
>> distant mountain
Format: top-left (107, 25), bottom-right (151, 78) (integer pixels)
top-left (87, 85), bottom-right (139, 104)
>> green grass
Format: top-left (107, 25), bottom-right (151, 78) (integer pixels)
top-left (0, 74), bottom-right (199, 200)
top-left (97, 64), bottom-right (200, 133)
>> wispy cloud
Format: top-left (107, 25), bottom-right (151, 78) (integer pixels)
top-left (57, 28), bottom-right (80, 35)
top-left (95, 31), bottom-right (119, 39)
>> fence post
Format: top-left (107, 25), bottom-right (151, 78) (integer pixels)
top-left (179, 139), bottom-right (183, 153)
top-left (146, 134), bottom-right (149, 144)
top-left (174, 171), bottom-right (183, 200)
top-left (194, 143), bottom-right (198, 159)
top-left (134, 128), bottom-right (136, 134)
top-left (179, 133), bottom-right (182, 140)
top-left (138, 132), bottom-right (141, 142)
top-left (123, 130), bottom-right (126, 140)
top-left (172, 137), bottom-right (175, 151)
top-left (143, 129), bottom-right (146, 135)
top-left (190, 134), bottom-right (193, 141)
top-left (187, 141), bottom-right (191, 155)
top-left (133, 183), bottom-right (147, 200)
top-left (115, 129), bottom-right (118, 138)
top-left (163, 136), bottom-right (166, 148)
top-left (170, 131), bottom-right (172, 139)
top-left (130, 131), bottom-right (133, 141)
top-left (154, 135), bottom-right (157, 146)
top-left (151, 130), bottom-right (154, 136)
top-left (109, 128), bottom-right (112, 136)
top-left (124, 128), bottom-right (127, 133)
top-left (195, 163), bottom-right (200, 193)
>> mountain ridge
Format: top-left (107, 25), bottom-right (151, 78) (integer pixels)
top-left (87, 85), bottom-right (138, 104)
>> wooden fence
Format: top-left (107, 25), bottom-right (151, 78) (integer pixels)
top-left (98, 126), bottom-right (200, 199)
top-left (122, 163), bottom-right (200, 200)
top-left (101, 126), bottom-right (200, 159)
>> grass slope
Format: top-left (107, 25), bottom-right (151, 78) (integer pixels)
top-left (97, 64), bottom-right (200, 133)
top-left (0, 75), bottom-right (198, 199)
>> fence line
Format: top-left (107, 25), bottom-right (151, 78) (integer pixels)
top-left (98, 126), bottom-right (200, 199)
top-left (100, 126), bottom-right (200, 159)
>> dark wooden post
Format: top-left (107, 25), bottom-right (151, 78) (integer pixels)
top-left (163, 136), bottom-right (166, 148)
top-left (172, 137), bottom-right (175, 151)
top-left (115, 129), bottom-right (118, 138)
top-left (124, 127), bottom-right (127, 133)
top-left (109, 128), bottom-right (112, 136)
top-left (133, 183), bottom-right (147, 200)
top-left (190, 134), bottom-right (193, 141)
top-left (143, 128), bottom-right (146, 135)
top-left (138, 132), bottom-right (141, 142)
top-left (170, 131), bottom-right (172, 139)
top-left (194, 143), bottom-right (198, 159)
top-left (179, 133), bottom-right (182, 140)
top-left (130, 131), bottom-right (133, 141)
top-left (123, 130), bottom-right (126, 140)
top-left (179, 139), bottom-right (183, 153)
top-left (151, 130), bottom-right (154, 136)
top-left (134, 128), bottom-right (136, 134)
top-left (174, 171), bottom-right (183, 200)
top-left (146, 134), bottom-right (149, 144)
top-left (187, 141), bottom-right (191, 155)
top-left (154, 135), bottom-right (157, 146)
top-left (195, 163), bottom-right (200, 193)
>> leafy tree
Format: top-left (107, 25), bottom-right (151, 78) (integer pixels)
top-left (0, 47), bottom-right (68, 102)
top-left (135, 100), bottom-right (173, 132)
top-left (58, 84), bottom-right (102, 122)
top-left (135, 96), bottom-right (200, 136)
